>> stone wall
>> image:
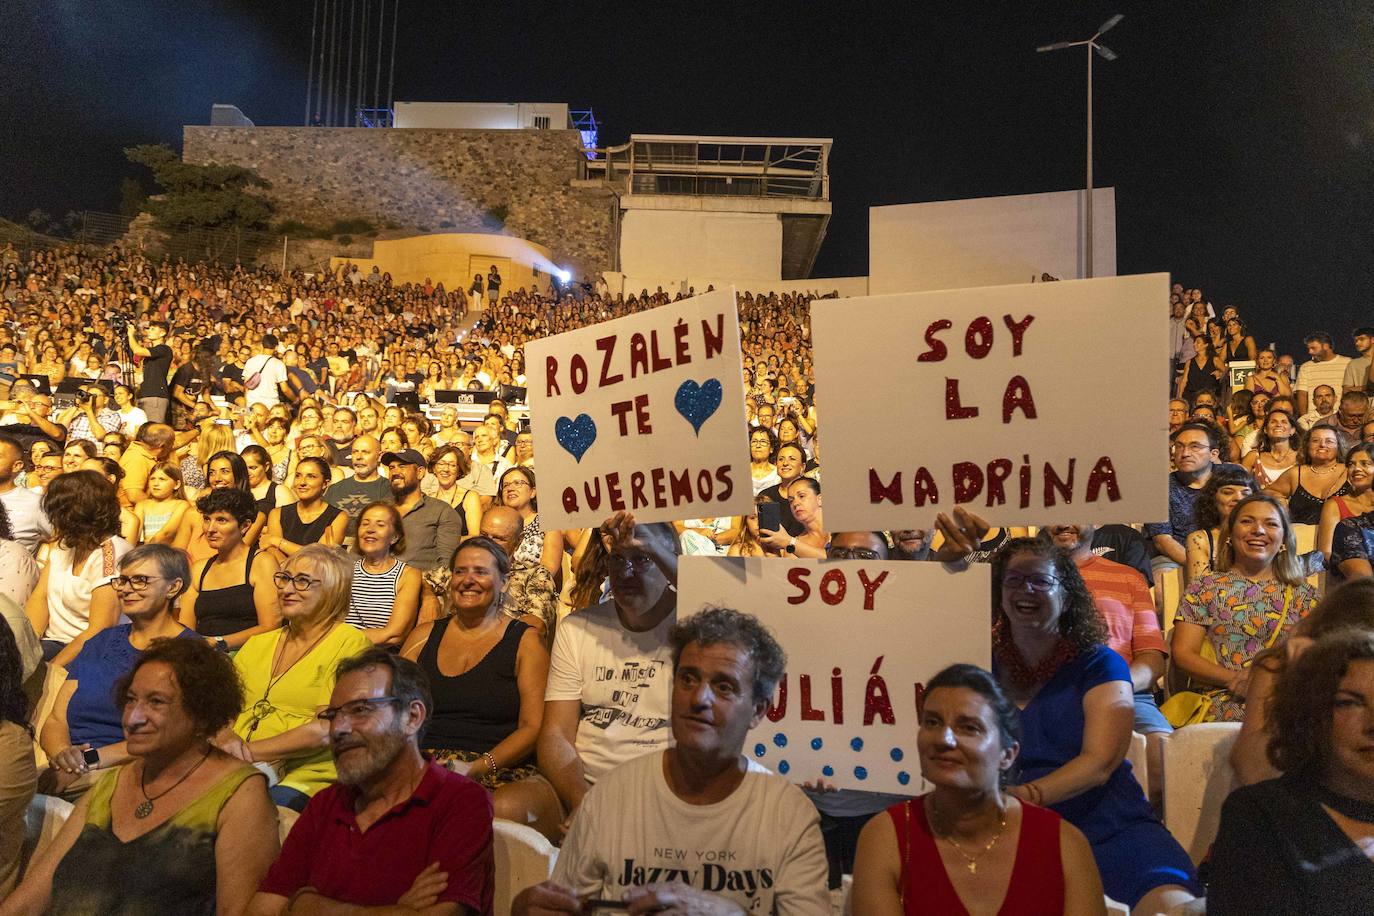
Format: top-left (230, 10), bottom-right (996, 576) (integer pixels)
top-left (182, 126), bottom-right (616, 279)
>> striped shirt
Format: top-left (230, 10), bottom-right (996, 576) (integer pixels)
top-left (1075, 554), bottom-right (1167, 663)
top-left (347, 557), bottom-right (408, 630)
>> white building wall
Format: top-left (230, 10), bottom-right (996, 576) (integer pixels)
top-left (393, 102), bottom-right (569, 130)
top-left (619, 210), bottom-right (781, 283)
top-left (869, 188), bottom-right (1117, 295)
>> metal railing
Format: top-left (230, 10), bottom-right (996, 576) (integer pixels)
top-left (582, 135), bottom-right (831, 200)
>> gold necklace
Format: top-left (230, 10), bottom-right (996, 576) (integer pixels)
top-left (931, 797), bottom-right (1009, 875)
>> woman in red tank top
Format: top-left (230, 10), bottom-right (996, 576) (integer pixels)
top-left (851, 664), bottom-right (1105, 916)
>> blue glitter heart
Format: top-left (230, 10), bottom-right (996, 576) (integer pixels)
top-left (674, 378), bottom-right (723, 435)
top-left (554, 414), bottom-right (597, 462)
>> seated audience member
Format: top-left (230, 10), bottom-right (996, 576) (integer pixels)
top-left (1232, 578), bottom-right (1374, 785)
top-left (1144, 421), bottom-right (1242, 569)
top-left (60, 438), bottom-right (97, 474)
top-left (1183, 467), bottom-right (1257, 582)
top-left (424, 444), bottom-right (483, 535)
top-left (220, 544), bottom-right (371, 813)
top-left (728, 504), bottom-right (771, 557)
top-left (39, 545), bottom-right (197, 796)
top-left (241, 444), bottom-right (291, 516)
top-left (1321, 443), bottom-right (1374, 562)
top-left (852, 664), bottom-right (1104, 916)
top-left (0, 503), bottom-right (38, 611)
top-left (478, 503), bottom-right (524, 558)
top-left (0, 433), bottom-right (50, 553)
top-left (513, 607), bottom-right (829, 915)
top-left (534, 513), bottom-right (680, 830)
top-left (1209, 628), bottom-right (1374, 915)
top-left (27, 448), bottom-right (63, 495)
top-left (246, 650), bottom-right (494, 916)
top-left (1, 638), bottom-right (279, 916)
top-left (401, 536), bottom-right (557, 837)
top-left (749, 425), bottom-right (781, 495)
top-left (385, 448), bottom-right (462, 574)
top-left (259, 456), bottom-right (346, 562)
top-left (761, 476), bottom-right (828, 558)
top-left (497, 467), bottom-right (566, 635)
top-left (180, 488), bottom-right (281, 651)
top-left (346, 501), bottom-right (422, 646)
top-left (1242, 408), bottom-right (1301, 488)
top-left (132, 461), bottom-right (194, 546)
top-left (992, 538), bottom-right (1199, 911)
top-left (116, 421), bottom-right (176, 508)
top-left (81, 456), bottom-right (142, 544)
top-left (1171, 495), bottom-right (1318, 722)
top-left (323, 434), bottom-right (390, 537)
top-left (1264, 423), bottom-right (1349, 525)
top-left (0, 619), bottom-right (35, 901)
top-left (1297, 383), bottom-right (1338, 430)
top-left (757, 442), bottom-right (809, 537)
top-left (25, 470), bottom-right (130, 666)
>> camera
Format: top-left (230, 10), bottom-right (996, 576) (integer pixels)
top-left (109, 312), bottom-right (132, 334)
top-left (75, 390), bottom-right (91, 404)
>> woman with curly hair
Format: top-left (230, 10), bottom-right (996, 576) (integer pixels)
top-left (25, 470), bottom-right (131, 668)
top-left (991, 537), bottom-right (1199, 912)
top-left (1184, 467), bottom-right (1257, 583)
top-left (1209, 628), bottom-right (1374, 914)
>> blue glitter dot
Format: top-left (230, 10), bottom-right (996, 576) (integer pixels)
top-left (773, 733), bottom-right (788, 748)
top-left (890, 747), bottom-right (904, 762)
top-left (779, 760), bottom-right (790, 775)
top-left (822, 765), bottom-right (834, 777)
top-left (851, 737), bottom-right (864, 752)
top-left (753, 743), bottom-right (766, 758)
top-left (811, 737), bottom-right (823, 750)
top-left (897, 771), bottom-right (911, 785)
top-left (854, 766), bottom-right (868, 780)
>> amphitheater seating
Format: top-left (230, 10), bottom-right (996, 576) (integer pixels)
top-left (492, 818), bottom-right (559, 916)
top-left (19, 794), bottom-right (72, 879)
top-left (1162, 721), bottom-right (1241, 864)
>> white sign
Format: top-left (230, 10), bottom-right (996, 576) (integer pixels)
top-left (811, 274), bottom-right (1169, 530)
top-left (526, 288), bottom-right (752, 530)
top-left (678, 556), bottom-right (991, 794)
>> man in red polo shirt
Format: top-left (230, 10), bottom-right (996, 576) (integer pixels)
top-left (246, 649), bottom-right (493, 916)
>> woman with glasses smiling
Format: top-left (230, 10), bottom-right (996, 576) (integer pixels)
top-left (217, 544), bottom-right (370, 814)
top-left (990, 538), bottom-right (1200, 913)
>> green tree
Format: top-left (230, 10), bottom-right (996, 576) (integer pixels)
top-left (124, 144), bottom-right (274, 232)
top-left (118, 177), bottom-right (148, 218)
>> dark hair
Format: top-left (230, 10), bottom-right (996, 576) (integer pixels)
top-left (0, 501), bottom-right (14, 542)
top-left (428, 444), bottom-right (471, 480)
top-left (449, 534), bottom-right (511, 578)
top-left (262, 333), bottom-right (279, 350)
top-left (43, 470), bottom-right (121, 553)
top-left (1193, 468), bottom-right (1258, 531)
top-left (206, 450), bottom-right (251, 491)
top-left (335, 648), bottom-right (433, 742)
top-left (86, 456), bottom-right (124, 484)
top-left (498, 466), bottom-right (536, 511)
top-left (1300, 423), bottom-right (1348, 466)
top-left (1256, 408), bottom-right (1301, 453)
top-left (353, 501), bottom-right (406, 556)
top-left (240, 444), bottom-right (270, 470)
top-left (775, 442), bottom-right (806, 463)
top-left (1268, 628), bottom-right (1374, 779)
top-left (1170, 420), bottom-right (1222, 450)
top-left (791, 476), bottom-right (821, 496)
top-left (669, 606), bottom-right (787, 703)
top-left (195, 486), bottom-right (258, 526)
top-left (1257, 579), bottom-right (1374, 679)
top-left (748, 424), bottom-right (778, 461)
top-left (296, 456), bottom-right (333, 483)
top-left (990, 537), bottom-right (1108, 650)
top-left (113, 637), bottom-right (243, 737)
top-left (1348, 442), bottom-right (1374, 469)
top-left (0, 618), bottom-right (28, 733)
top-left (64, 439), bottom-right (98, 462)
top-left (925, 663), bottom-right (1020, 750)
top-left (1304, 332), bottom-right (1333, 347)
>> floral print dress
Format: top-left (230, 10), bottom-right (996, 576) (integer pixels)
top-left (1178, 572), bottom-right (1317, 721)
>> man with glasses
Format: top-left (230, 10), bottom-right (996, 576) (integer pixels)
top-left (248, 649), bottom-right (494, 916)
top-left (58, 383), bottom-right (120, 445)
top-left (1144, 421), bottom-right (1243, 568)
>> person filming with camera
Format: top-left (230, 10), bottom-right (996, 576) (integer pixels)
top-left (126, 320), bottom-right (174, 424)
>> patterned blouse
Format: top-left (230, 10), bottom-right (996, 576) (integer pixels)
top-left (1178, 571), bottom-right (1317, 721)
top-left (1331, 513), bottom-right (1374, 581)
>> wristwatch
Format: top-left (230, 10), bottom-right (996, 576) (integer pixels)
top-left (83, 747), bottom-right (100, 768)
top-left (214, 636), bottom-right (229, 653)
top-left (786, 537), bottom-right (797, 554)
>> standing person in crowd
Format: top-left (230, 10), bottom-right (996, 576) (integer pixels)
top-left (259, 456), bottom-right (347, 562)
top-left (179, 488), bottom-right (280, 652)
top-left (851, 664), bottom-right (1105, 916)
top-left (487, 264), bottom-right (502, 306)
top-left (1184, 467), bottom-right (1258, 582)
top-left (245, 650), bottom-right (495, 916)
top-left (323, 434), bottom-right (390, 537)
top-left (0, 618), bottom-right (35, 901)
top-left (1223, 316), bottom-right (1257, 364)
top-left (1298, 384), bottom-right (1338, 430)
top-left (401, 537), bottom-right (558, 838)
top-left (1170, 494), bottom-right (1318, 722)
top-left (219, 545), bottom-right (371, 814)
top-left (25, 470), bottom-right (130, 667)
top-left (1264, 424), bottom-right (1349, 525)
top-left (1246, 348), bottom-right (1293, 400)
top-left (514, 607), bottom-right (830, 916)
top-left (1243, 408), bottom-right (1301, 488)
top-left (38, 544), bottom-right (196, 796)
top-left (534, 513), bottom-right (680, 834)
top-left (126, 320), bottom-right (173, 423)
top-left (1295, 332), bottom-right (1351, 418)
top-left (0, 434), bottom-right (49, 553)
top-left (991, 538), bottom-right (1199, 912)
top-left (1209, 628), bottom-right (1374, 914)
top-left (1176, 335), bottom-right (1225, 404)
top-left (1320, 443), bottom-right (1374, 562)
top-left (346, 502), bottom-right (422, 647)
top-left (1343, 326), bottom-right (1374, 394)
top-left (243, 334), bottom-right (286, 410)
top-left (1, 638), bottom-right (280, 916)
top-left (425, 444), bottom-right (483, 536)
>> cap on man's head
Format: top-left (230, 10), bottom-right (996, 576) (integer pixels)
top-left (381, 449), bottom-right (425, 468)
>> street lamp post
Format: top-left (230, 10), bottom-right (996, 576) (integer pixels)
top-left (1037, 14), bottom-right (1122, 279)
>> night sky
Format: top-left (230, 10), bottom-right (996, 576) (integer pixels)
top-left (2, 1), bottom-right (1370, 356)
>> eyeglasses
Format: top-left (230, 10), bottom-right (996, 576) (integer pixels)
top-left (608, 553), bottom-right (655, 573)
top-left (829, 547), bottom-right (883, 560)
top-left (1170, 442), bottom-right (1212, 453)
top-left (1003, 573), bottom-right (1060, 593)
top-left (273, 571), bottom-right (323, 591)
top-left (112, 575), bottom-right (165, 592)
top-left (316, 696), bottom-right (399, 724)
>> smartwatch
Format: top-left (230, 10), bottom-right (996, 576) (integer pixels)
top-left (82, 747), bottom-right (100, 768)
top-left (786, 537), bottom-right (797, 554)
top-left (214, 636), bottom-right (229, 653)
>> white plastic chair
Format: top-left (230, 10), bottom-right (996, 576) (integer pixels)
top-left (19, 794), bottom-right (73, 877)
top-left (1125, 731), bottom-right (1148, 795)
top-left (1156, 564), bottom-right (1185, 637)
top-left (492, 818), bottom-right (558, 916)
top-left (1162, 722), bottom-right (1241, 864)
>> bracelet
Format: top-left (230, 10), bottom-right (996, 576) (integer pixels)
top-left (481, 752), bottom-right (498, 787)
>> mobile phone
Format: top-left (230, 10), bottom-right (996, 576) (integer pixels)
top-left (580, 902), bottom-right (630, 914)
top-left (214, 418), bottom-right (232, 426)
top-left (758, 501), bottom-right (782, 533)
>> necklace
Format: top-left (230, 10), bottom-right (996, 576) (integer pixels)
top-left (992, 620), bottom-right (1079, 692)
top-left (928, 797), bottom-right (1009, 875)
top-left (136, 747), bottom-right (211, 818)
top-left (245, 624), bottom-right (333, 737)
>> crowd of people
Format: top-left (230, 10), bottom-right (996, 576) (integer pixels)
top-left (0, 240), bottom-right (1370, 914)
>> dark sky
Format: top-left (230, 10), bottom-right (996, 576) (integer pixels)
top-left (2, 1), bottom-right (1370, 356)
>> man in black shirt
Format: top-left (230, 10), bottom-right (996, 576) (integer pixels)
top-left (127, 320), bottom-right (173, 423)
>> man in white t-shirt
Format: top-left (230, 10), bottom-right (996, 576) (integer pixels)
top-left (532, 513), bottom-right (681, 830)
top-left (243, 333), bottom-right (287, 409)
top-left (0, 434), bottom-right (50, 553)
top-left (514, 606), bottom-right (830, 915)
top-left (1294, 332), bottom-right (1350, 417)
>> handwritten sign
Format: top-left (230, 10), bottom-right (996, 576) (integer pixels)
top-left (526, 288), bottom-right (752, 530)
top-left (678, 556), bottom-right (991, 794)
top-left (811, 274), bottom-right (1169, 529)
